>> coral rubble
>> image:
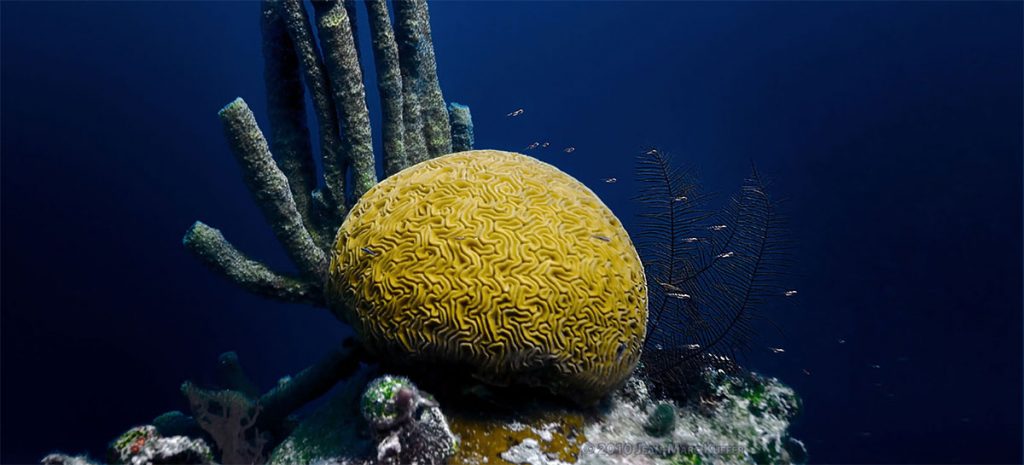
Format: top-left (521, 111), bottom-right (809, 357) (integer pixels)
top-left (262, 367), bottom-right (804, 465)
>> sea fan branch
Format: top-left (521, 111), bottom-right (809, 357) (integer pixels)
top-left (636, 153), bottom-right (789, 388)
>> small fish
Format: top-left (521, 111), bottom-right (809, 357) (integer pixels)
top-left (361, 247), bottom-right (380, 257)
top-left (506, 108), bottom-right (524, 117)
top-left (784, 290), bottom-right (798, 297)
top-left (666, 292), bottom-right (691, 300)
top-left (682, 237), bottom-right (699, 243)
top-left (645, 149), bottom-right (659, 155)
top-left (541, 142), bottom-right (550, 148)
top-left (658, 282), bottom-right (684, 292)
top-left (769, 347), bottom-right (785, 354)
top-left (802, 368), bottom-right (812, 376)
top-left (838, 339), bottom-right (847, 344)
top-left (673, 196), bottom-right (688, 202)
top-left (709, 224), bottom-right (728, 231)
top-left (563, 147), bottom-right (575, 153)
top-left (525, 142), bottom-right (540, 150)
top-left (869, 363), bottom-right (881, 369)
top-left (716, 251), bottom-right (735, 259)
top-left (684, 343), bottom-right (701, 350)
top-left (591, 234), bottom-right (611, 242)
top-left (603, 177), bottom-right (617, 184)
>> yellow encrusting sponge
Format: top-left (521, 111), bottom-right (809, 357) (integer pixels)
top-left (326, 150), bottom-right (647, 401)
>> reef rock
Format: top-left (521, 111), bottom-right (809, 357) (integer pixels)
top-left (361, 375), bottom-right (457, 465)
top-left (40, 454), bottom-right (100, 465)
top-left (105, 425), bottom-right (213, 465)
top-left (268, 364), bottom-right (804, 465)
top-left (577, 370), bottom-right (806, 465)
top-left (269, 372), bottom-right (458, 465)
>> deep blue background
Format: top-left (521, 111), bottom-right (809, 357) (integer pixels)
top-left (2, 1), bottom-right (1021, 463)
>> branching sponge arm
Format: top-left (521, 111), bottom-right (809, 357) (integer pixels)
top-left (256, 339), bottom-right (362, 431)
top-left (313, 0), bottom-right (378, 204)
top-left (393, 0), bottom-right (433, 164)
top-left (183, 221), bottom-right (325, 306)
top-left (260, 0), bottom-right (320, 246)
top-left (447, 102), bottom-right (474, 152)
top-left (218, 98), bottom-right (328, 281)
top-left (278, 0), bottom-right (347, 223)
top-left (366, 0), bottom-right (408, 176)
top-left (408, 0), bottom-right (452, 158)
top-left (393, 0), bottom-right (451, 159)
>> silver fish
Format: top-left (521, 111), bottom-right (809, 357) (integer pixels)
top-left (658, 282), bottom-right (684, 292)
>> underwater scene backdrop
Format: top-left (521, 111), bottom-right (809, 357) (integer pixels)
top-left (2, 1), bottom-right (1021, 464)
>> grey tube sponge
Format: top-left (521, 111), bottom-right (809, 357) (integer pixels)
top-left (260, 0), bottom-right (320, 245)
top-left (217, 351), bottom-right (262, 399)
top-left (186, 0), bottom-right (471, 309)
top-left (217, 98), bottom-right (327, 281)
top-left (278, 0), bottom-right (347, 222)
top-left (313, 0), bottom-right (378, 202)
top-left (406, 0), bottom-right (452, 159)
top-left (183, 221), bottom-right (325, 306)
top-left (401, 77), bottom-right (429, 165)
top-left (447, 102), bottom-right (474, 152)
top-left (257, 340), bottom-right (362, 431)
top-left (391, 0), bottom-right (436, 162)
top-left (366, 0), bottom-right (407, 176)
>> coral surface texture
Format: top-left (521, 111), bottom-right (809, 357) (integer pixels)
top-left (327, 150), bottom-right (648, 400)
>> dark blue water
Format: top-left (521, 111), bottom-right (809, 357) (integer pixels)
top-left (2, 2), bottom-right (1021, 463)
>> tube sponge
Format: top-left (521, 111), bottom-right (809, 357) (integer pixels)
top-left (326, 150), bottom-right (647, 401)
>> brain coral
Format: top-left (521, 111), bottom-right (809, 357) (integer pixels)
top-left (326, 150), bottom-right (647, 400)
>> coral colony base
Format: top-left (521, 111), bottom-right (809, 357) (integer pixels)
top-left (42, 0), bottom-right (804, 464)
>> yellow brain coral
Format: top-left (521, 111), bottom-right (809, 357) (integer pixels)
top-left (326, 150), bottom-right (647, 400)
